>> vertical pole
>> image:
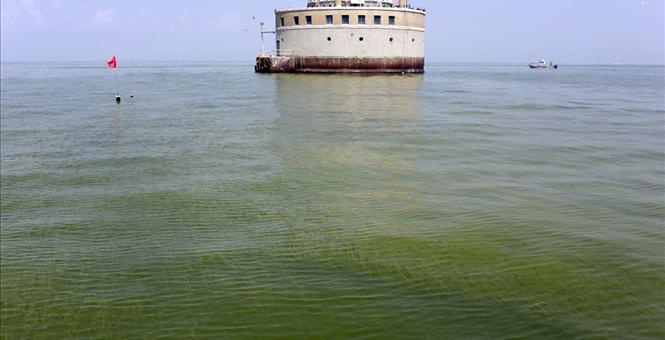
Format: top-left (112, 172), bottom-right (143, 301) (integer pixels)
top-left (260, 22), bottom-right (265, 57)
top-left (114, 68), bottom-right (121, 103)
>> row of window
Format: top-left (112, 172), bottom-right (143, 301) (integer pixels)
top-left (280, 36), bottom-right (417, 43)
top-left (320, 36), bottom-right (416, 42)
top-left (281, 14), bottom-right (396, 26)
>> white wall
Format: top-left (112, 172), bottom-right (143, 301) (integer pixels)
top-left (276, 26), bottom-right (425, 58)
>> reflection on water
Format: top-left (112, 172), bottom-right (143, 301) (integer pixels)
top-left (271, 74), bottom-right (427, 238)
top-left (274, 73), bottom-right (423, 172)
top-left (275, 73), bottom-right (423, 118)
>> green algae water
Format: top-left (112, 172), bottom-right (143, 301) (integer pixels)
top-left (1, 62), bottom-right (664, 339)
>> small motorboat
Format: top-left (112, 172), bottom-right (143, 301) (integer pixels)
top-left (529, 59), bottom-right (548, 68)
top-left (529, 59), bottom-right (558, 69)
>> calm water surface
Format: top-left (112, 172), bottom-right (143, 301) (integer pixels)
top-left (1, 62), bottom-right (664, 338)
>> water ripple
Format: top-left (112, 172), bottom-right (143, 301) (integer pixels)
top-left (2, 63), bottom-right (664, 339)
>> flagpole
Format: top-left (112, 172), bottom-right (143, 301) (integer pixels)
top-left (108, 55), bottom-right (120, 103)
top-left (114, 68), bottom-right (121, 103)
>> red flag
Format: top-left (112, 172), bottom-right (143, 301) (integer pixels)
top-left (107, 55), bottom-right (117, 68)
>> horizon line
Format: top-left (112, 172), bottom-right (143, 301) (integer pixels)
top-left (1, 60), bottom-right (664, 66)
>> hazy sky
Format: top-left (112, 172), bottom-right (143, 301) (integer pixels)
top-left (1, 0), bottom-right (663, 64)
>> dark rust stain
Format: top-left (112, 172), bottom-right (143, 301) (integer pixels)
top-left (256, 56), bottom-right (425, 73)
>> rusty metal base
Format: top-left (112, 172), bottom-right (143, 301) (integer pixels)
top-left (255, 56), bottom-right (424, 73)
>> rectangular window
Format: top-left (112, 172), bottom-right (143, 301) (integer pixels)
top-left (358, 15), bottom-right (365, 25)
top-left (294, 16), bottom-right (300, 25)
top-left (281, 17), bottom-right (285, 26)
top-left (374, 15), bottom-right (381, 25)
top-left (389, 16), bottom-right (395, 25)
top-left (306, 16), bottom-right (312, 25)
top-left (342, 15), bottom-right (349, 24)
top-left (326, 15), bottom-right (333, 24)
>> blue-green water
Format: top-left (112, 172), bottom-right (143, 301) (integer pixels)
top-left (1, 62), bottom-right (664, 339)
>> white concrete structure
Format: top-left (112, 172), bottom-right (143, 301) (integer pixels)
top-left (256, 0), bottom-right (426, 73)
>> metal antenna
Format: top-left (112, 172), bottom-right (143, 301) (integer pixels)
top-left (261, 22), bottom-right (276, 57)
top-left (253, 16), bottom-right (275, 57)
top-left (260, 22), bottom-right (265, 57)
